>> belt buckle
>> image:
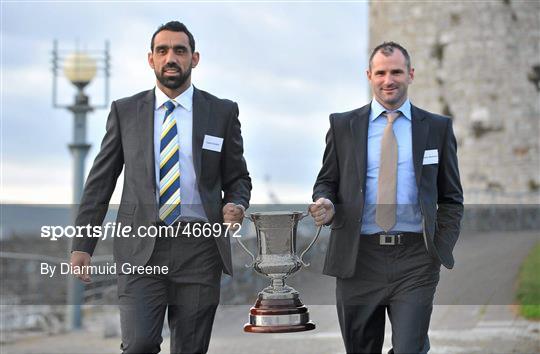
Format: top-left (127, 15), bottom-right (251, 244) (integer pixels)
top-left (379, 234), bottom-right (395, 245)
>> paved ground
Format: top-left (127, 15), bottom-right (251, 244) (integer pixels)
top-left (2, 230), bottom-right (539, 353)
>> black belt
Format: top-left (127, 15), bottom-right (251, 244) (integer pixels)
top-left (361, 232), bottom-right (424, 246)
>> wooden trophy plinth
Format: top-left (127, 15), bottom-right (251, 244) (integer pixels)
top-left (243, 293), bottom-right (316, 333)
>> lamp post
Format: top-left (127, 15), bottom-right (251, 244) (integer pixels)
top-left (51, 40), bottom-right (110, 330)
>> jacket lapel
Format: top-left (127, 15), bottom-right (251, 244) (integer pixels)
top-left (138, 90), bottom-right (156, 194)
top-left (411, 104), bottom-right (429, 188)
top-left (350, 105), bottom-right (371, 188)
top-left (192, 87), bottom-right (209, 182)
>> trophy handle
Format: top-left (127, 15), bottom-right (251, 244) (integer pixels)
top-left (299, 225), bottom-right (322, 267)
top-left (235, 216), bottom-right (256, 268)
top-left (236, 237), bottom-right (256, 268)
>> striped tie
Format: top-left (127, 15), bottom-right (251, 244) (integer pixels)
top-left (159, 100), bottom-right (181, 225)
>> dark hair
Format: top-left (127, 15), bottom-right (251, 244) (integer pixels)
top-left (369, 41), bottom-right (411, 71)
top-left (150, 21), bottom-right (196, 53)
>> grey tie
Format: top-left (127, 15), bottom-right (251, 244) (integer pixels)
top-left (376, 111), bottom-right (399, 232)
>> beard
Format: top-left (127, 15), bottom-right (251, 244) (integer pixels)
top-left (378, 86), bottom-right (407, 108)
top-left (155, 63), bottom-right (191, 90)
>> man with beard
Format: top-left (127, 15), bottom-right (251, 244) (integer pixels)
top-left (310, 42), bottom-right (463, 353)
top-left (70, 21), bottom-right (251, 354)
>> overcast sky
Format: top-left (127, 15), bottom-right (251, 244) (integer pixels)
top-left (1, 1), bottom-right (369, 204)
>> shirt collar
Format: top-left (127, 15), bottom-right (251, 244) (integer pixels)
top-left (370, 98), bottom-right (411, 121)
top-left (154, 84), bottom-right (194, 112)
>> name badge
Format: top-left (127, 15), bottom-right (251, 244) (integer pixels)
top-left (202, 135), bottom-right (223, 152)
top-left (423, 149), bottom-right (438, 165)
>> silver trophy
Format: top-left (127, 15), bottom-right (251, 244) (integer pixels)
top-left (237, 211), bottom-right (322, 333)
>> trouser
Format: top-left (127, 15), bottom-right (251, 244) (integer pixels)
top-left (336, 235), bottom-right (441, 354)
top-left (118, 232), bottom-right (223, 354)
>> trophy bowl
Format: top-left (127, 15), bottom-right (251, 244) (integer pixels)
top-left (237, 211), bottom-right (322, 333)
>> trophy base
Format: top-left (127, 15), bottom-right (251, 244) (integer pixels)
top-left (244, 322), bottom-right (316, 333)
top-left (243, 293), bottom-right (316, 333)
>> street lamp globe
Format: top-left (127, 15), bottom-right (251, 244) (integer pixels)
top-left (63, 52), bottom-right (97, 89)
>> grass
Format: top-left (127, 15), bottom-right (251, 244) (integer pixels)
top-left (516, 241), bottom-right (540, 320)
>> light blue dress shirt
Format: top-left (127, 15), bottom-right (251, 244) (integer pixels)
top-left (360, 99), bottom-right (423, 234)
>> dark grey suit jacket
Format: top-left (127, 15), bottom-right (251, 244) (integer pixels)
top-left (73, 87), bottom-right (251, 276)
top-left (313, 103), bottom-right (463, 278)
